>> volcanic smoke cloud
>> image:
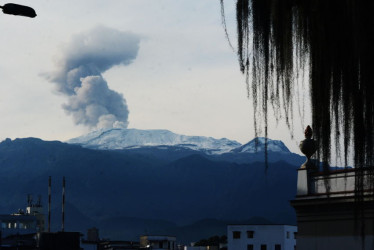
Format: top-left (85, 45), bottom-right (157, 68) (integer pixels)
top-left (48, 26), bottom-right (140, 129)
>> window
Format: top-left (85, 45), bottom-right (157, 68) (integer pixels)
top-left (247, 244), bottom-right (254, 250)
top-left (261, 244), bottom-right (267, 250)
top-left (275, 244), bottom-right (281, 250)
top-left (294, 232), bottom-right (297, 239)
top-left (233, 231), bottom-right (241, 239)
top-left (246, 230), bottom-right (254, 238)
top-left (159, 242), bottom-right (163, 248)
top-left (286, 231), bottom-right (290, 239)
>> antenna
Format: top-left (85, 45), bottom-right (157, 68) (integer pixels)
top-left (62, 176), bottom-right (65, 232)
top-left (48, 176), bottom-right (51, 232)
top-left (27, 194), bottom-right (32, 206)
top-left (37, 195), bottom-right (42, 207)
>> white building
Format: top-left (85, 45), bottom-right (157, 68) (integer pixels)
top-left (227, 224), bottom-right (297, 250)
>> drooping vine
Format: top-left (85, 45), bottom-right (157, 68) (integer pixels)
top-left (221, 0), bottom-right (374, 243)
top-left (220, 0), bottom-right (374, 173)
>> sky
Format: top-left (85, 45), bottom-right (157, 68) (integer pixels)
top-left (0, 0), bottom-right (311, 153)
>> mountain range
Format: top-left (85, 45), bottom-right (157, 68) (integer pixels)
top-left (67, 128), bottom-right (241, 154)
top-left (0, 128), bottom-right (305, 243)
top-left (67, 128), bottom-right (290, 154)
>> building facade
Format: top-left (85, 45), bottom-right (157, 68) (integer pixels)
top-left (227, 224), bottom-right (297, 250)
top-left (291, 166), bottom-right (374, 250)
top-left (0, 214), bottom-right (38, 238)
top-left (0, 196), bottom-right (45, 239)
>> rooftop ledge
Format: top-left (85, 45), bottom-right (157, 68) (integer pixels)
top-left (296, 166), bottom-right (374, 198)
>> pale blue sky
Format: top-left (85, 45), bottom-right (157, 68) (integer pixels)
top-left (0, 0), bottom-right (310, 153)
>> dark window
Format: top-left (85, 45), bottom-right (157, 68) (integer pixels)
top-left (275, 244), bottom-right (281, 250)
top-left (233, 231), bottom-right (241, 239)
top-left (246, 230), bottom-right (254, 238)
top-left (261, 244), bottom-right (267, 250)
top-left (286, 231), bottom-right (290, 239)
top-left (247, 244), bottom-right (254, 250)
top-left (294, 232), bottom-right (297, 239)
top-left (159, 242), bottom-right (163, 248)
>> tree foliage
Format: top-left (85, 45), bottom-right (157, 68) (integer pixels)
top-left (194, 235), bottom-right (227, 246)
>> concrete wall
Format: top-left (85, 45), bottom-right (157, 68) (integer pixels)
top-left (314, 171), bottom-right (355, 194)
top-left (298, 168), bottom-right (373, 197)
top-left (292, 167), bottom-right (374, 250)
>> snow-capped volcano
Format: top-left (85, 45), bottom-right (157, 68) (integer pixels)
top-left (67, 128), bottom-right (293, 155)
top-left (230, 137), bottom-right (290, 154)
top-left (67, 128), bottom-right (242, 154)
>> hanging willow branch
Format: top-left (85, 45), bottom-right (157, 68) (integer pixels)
top-left (221, 0), bottom-right (374, 173)
top-left (221, 1), bottom-right (374, 242)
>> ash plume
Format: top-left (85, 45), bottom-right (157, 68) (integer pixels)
top-left (47, 26), bottom-right (140, 129)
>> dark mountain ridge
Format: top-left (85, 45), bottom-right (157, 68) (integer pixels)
top-left (0, 137), bottom-right (301, 243)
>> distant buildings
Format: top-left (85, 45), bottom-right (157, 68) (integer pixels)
top-left (0, 213), bottom-right (38, 239)
top-left (37, 231), bottom-right (81, 250)
top-left (227, 224), bottom-right (297, 250)
top-left (0, 195), bottom-right (44, 239)
top-left (140, 235), bottom-right (177, 250)
top-left (86, 227), bottom-right (100, 242)
top-left (0, 178), bottom-right (85, 250)
top-left (184, 246), bottom-right (219, 250)
top-left (99, 240), bottom-right (140, 250)
top-left (81, 226), bottom-right (141, 250)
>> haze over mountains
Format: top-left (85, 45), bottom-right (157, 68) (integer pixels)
top-left (0, 128), bottom-right (304, 243)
